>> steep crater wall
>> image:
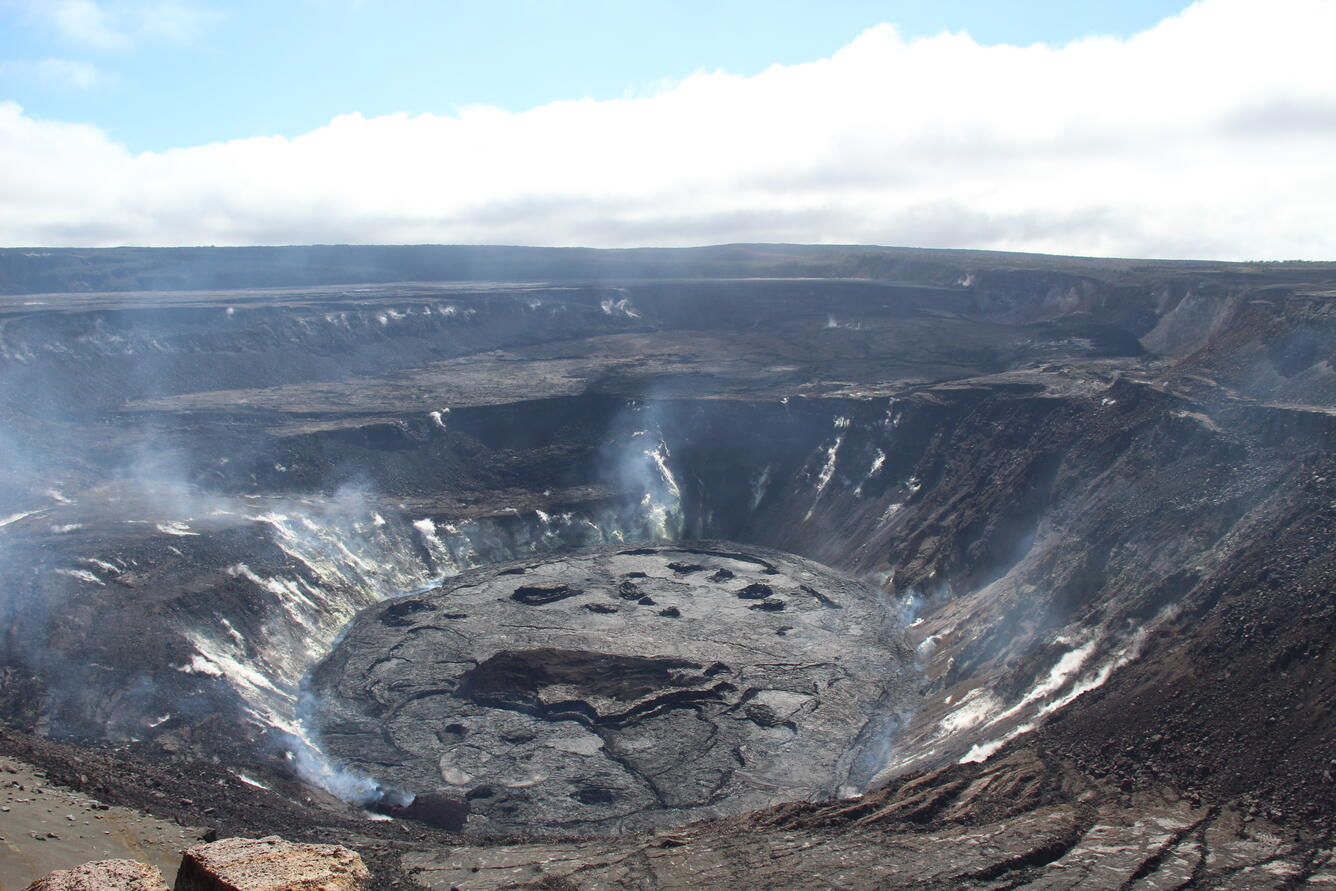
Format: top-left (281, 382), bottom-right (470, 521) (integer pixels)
top-left (1, 260), bottom-right (1334, 846)
top-left (7, 376), bottom-right (1327, 809)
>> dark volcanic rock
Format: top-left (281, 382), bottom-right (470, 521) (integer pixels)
top-left (735, 582), bottom-right (774, 600)
top-left (378, 599), bottom-right (433, 627)
top-left (372, 792), bottom-right (469, 831)
top-left (311, 542), bottom-right (911, 835)
top-left (510, 584), bottom-right (583, 606)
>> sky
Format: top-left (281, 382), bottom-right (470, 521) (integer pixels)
top-left (2, 0), bottom-right (1334, 259)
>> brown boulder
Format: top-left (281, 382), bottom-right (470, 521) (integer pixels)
top-left (173, 836), bottom-right (371, 891)
top-left (23, 859), bottom-right (169, 891)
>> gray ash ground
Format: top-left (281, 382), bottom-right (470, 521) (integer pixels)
top-left (0, 727), bottom-right (452, 888)
top-left (312, 542), bottom-right (913, 835)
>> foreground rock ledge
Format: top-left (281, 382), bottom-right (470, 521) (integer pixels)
top-left (173, 837), bottom-right (371, 891)
top-left (23, 859), bottom-right (169, 891)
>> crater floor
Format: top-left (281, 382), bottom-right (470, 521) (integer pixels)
top-left (311, 542), bottom-right (913, 835)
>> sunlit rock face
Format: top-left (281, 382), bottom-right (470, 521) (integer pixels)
top-left (311, 542), bottom-right (913, 835)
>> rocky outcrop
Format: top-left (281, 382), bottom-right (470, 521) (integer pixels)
top-left (312, 542), bottom-right (913, 835)
top-left (22, 860), bottom-right (168, 891)
top-left (22, 839), bottom-right (373, 891)
top-left (174, 837), bottom-right (370, 891)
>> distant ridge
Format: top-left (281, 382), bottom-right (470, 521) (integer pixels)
top-left (4, 243), bottom-right (1328, 296)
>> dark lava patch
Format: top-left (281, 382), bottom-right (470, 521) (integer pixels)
top-left (510, 584), bottom-right (584, 606)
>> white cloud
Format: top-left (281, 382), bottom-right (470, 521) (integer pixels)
top-left (0, 57), bottom-right (104, 88)
top-left (131, 0), bottom-right (219, 44)
top-left (15, 0), bottom-right (127, 48)
top-left (48, 0), bottom-right (126, 48)
top-left (2, 0), bottom-right (1335, 258)
top-left (10, 0), bottom-right (218, 49)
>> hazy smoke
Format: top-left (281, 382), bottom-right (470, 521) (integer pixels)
top-left (286, 694), bottom-right (414, 807)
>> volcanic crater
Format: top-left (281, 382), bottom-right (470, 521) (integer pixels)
top-left (1, 244), bottom-right (1334, 888)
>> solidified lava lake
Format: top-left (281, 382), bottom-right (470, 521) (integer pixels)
top-left (311, 542), bottom-right (914, 835)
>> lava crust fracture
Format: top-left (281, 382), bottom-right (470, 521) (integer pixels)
top-left (311, 542), bottom-right (912, 835)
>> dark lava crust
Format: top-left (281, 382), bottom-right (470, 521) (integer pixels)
top-left (311, 542), bottom-right (913, 835)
